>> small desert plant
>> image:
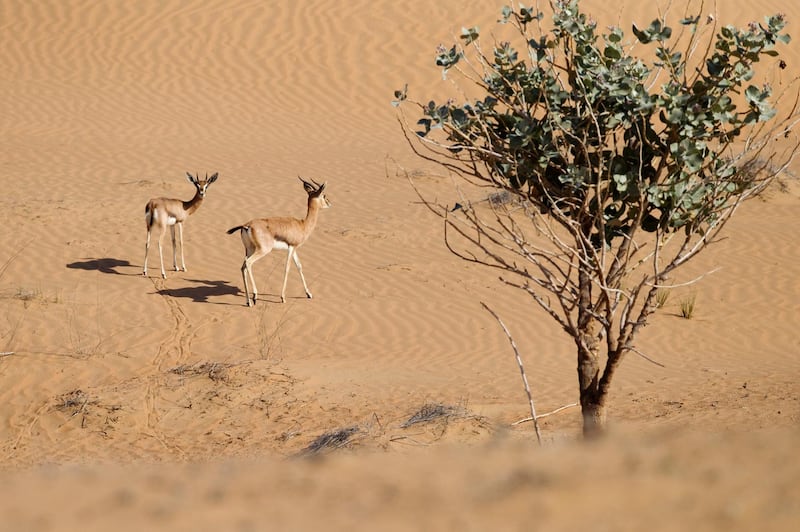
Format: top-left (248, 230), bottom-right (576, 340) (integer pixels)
top-left (655, 289), bottom-right (671, 309)
top-left (679, 294), bottom-right (697, 319)
top-left (12, 286), bottom-right (62, 306)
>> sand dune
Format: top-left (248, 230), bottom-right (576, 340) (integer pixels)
top-left (1, 0), bottom-right (799, 529)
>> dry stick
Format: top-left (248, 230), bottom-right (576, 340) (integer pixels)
top-left (627, 346), bottom-right (666, 368)
top-left (513, 403), bottom-right (579, 426)
top-left (481, 302), bottom-right (542, 445)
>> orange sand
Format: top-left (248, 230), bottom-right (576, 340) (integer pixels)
top-left (0, 1), bottom-right (798, 529)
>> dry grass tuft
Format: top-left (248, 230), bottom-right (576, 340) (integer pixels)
top-left (655, 288), bottom-right (670, 308)
top-left (679, 294), bottom-right (697, 319)
top-left (401, 402), bottom-right (464, 428)
top-left (6, 286), bottom-right (62, 307)
top-left (300, 426), bottom-right (361, 456)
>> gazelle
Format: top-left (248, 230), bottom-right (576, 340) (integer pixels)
top-left (143, 172), bottom-right (219, 278)
top-left (227, 177), bottom-right (331, 307)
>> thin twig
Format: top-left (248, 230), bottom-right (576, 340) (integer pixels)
top-left (627, 346), bottom-right (666, 368)
top-left (0, 352), bottom-right (14, 357)
top-left (648, 267), bottom-right (721, 289)
top-left (512, 402), bottom-right (579, 425)
top-left (481, 301), bottom-right (541, 445)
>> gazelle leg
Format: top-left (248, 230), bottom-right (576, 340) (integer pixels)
top-left (292, 250), bottom-right (312, 299)
top-left (158, 229), bottom-right (167, 279)
top-left (240, 259), bottom-right (252, 307)
top-left (281, 247), bottom-right (295, 303)
top-left (247, 261), bottom-right (258, 304)
top-left (170, 225), bottom-right (179, 271)
top-left (177, 222), bottom-right (186, 271)
top-left (143, 229), bottom-right (151, 276)
top-left (242, 249), bottom-right (268, 307)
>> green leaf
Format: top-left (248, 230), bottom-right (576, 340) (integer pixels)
top-left (706, 55), bottom-right (726, 77)
top-left (416, 118), bottom-right (432, 136)
top-left (613, 173), bottom-right (629, 192)
top-left (391, 84), bottom-right (408, 107)
top-left (632, 23), bottom-right (651, 44)
top-left (744, 85), bottom-right (761, 103)
top-left (461, 26), bottom-right (480, 45)
top-left (435, 45), bottom-right (462, 77)
top-left (642, 214), bottom-right (660, 232)
top-left (721, 26), bottom-right (735, 39)
top-left (604, 45), bottom-right (621, 60)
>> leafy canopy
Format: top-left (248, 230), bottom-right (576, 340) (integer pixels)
top-left (394, 1), bottom-right (791, 246)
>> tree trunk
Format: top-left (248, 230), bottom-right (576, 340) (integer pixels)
top-left (577, 319), bottom-right (607, 438)
top-left (576, 265), bottom-right (608, 438)
top-left (580, 390), bottom-right (607, 438)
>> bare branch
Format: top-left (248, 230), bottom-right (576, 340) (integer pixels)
top-left (625, 346), bottom-right (666, 368)
top-left (512, 402), bottom-right (579, 425)
top-left (481, 302), bottom-right (542, 445)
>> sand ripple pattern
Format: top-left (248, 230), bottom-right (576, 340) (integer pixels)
top-left (1, 0), bottom-right (799, 467)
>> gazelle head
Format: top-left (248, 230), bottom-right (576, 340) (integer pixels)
top-left (186, 172), bottom-right (219, 198)
top-left (299, 176), bottom-right (331, 208)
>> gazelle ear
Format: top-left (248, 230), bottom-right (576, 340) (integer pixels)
top-left (186, 172), bottom-right (196, 184)
top-left (208, 172), bottom-right (219, 184)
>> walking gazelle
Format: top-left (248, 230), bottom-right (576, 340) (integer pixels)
top-left (227, 177), bottom-right (331, 307)
top-left (143, 172), bottom-right (218, 278)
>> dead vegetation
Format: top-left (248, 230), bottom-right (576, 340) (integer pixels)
top-left (401, 402), bottom-right (464, 428)
top-left (293, 402), bottom-right (491, 458)
top-left (298, 426), bottom-right (362, 457)
top-left (50, 388), bottom-right (122, 436)
top-left (53, 389), bottom-right (95, 413)
top-left (169, 361), bottom-right (233, 383)
top-left (391, 401), bottom-right (491, 446)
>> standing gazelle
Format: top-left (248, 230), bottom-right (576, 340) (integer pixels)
top-left (143, 172), bottom-right (219, 278)
top-left (227, 177), bottom-right (331, 307)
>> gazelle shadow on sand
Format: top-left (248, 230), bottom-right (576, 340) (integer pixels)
top-left (66, 258), bottom-right (135, 275)
top-left (155, 279), bottom-right (240, 304)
